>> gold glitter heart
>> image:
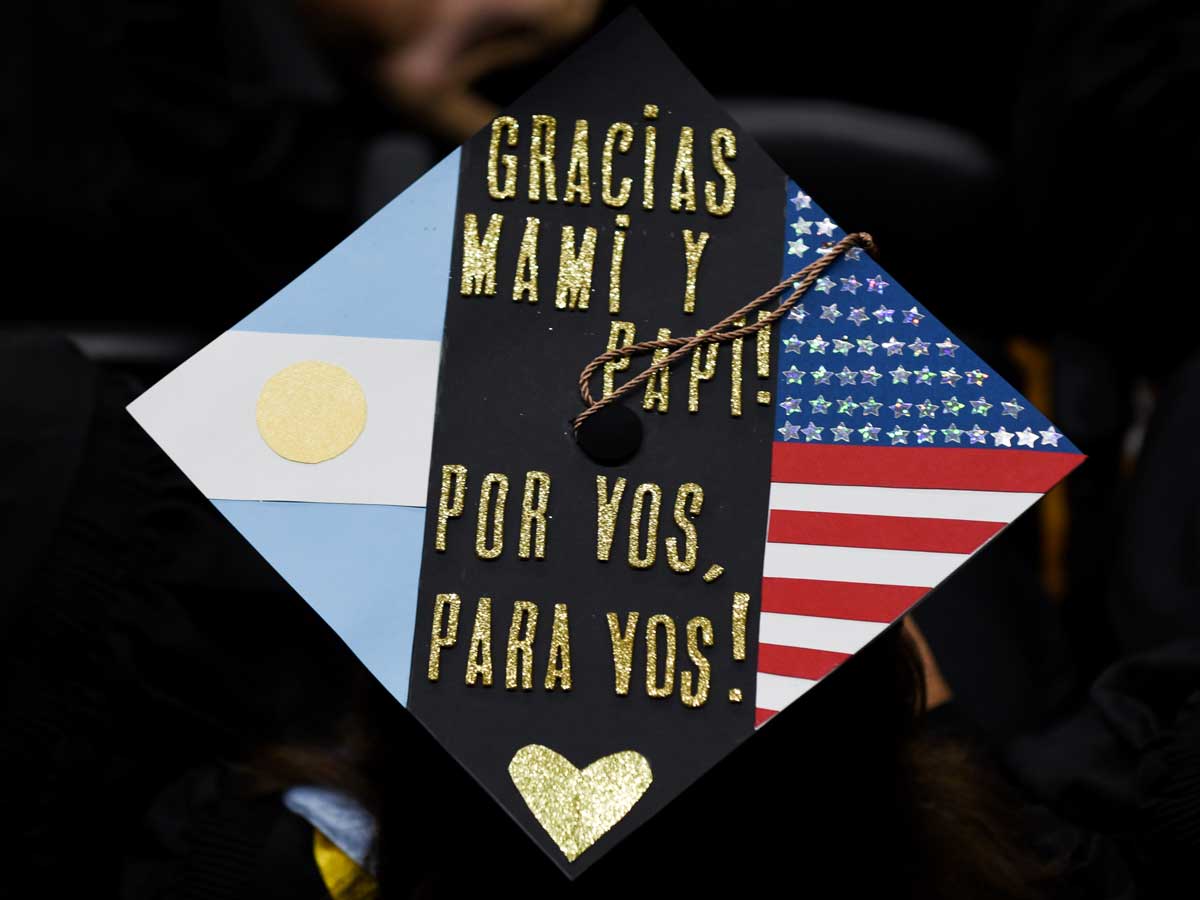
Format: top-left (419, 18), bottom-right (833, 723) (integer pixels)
top-left (508, 744), bottom-right (653, 862)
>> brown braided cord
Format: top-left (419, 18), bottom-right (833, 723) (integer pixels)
top-left (574, 231), bottom-right (878, 431)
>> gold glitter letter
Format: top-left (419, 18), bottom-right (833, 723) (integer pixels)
top-left (642, 104), bottom-right (657, 210)
top-left (435, 464), bottom-right (467, 551)
top-left (665, 482), bottom-right (703, 573)
top-left (606, 611), bottom-right (639, 696)
top-left (543, 603), bottom-right (572, 691)
top-left (427, 593), bottom-right (460, 681)
top-left (603, 320), bottom-right (636, 398)
top-left (475, 472), bottom-right (509, 560)
top-left (756, 309), bottom-right (772, 378)
top-left (645, 614), bottom-right (676, 698)
top-left (595, 475), bottom-right (627, 562)
top-left (601, 122), bottom-right (633, 208)
top-left (732, 592), bottom-right (749, 661)
top-left (689, 333), bottom-right (718, 413)
top-left (513, 216), bottom-right (540, 304)
top-left (730, 315), bottom-right (745, 416)
top-left (528, 114), bottom-right (558, 202)
top-left (564, 119), bottom-right (592, 205)
top-left (705, 127), bottom-right (737, 216)
top-left (506, 600), bottom-right (539, 690)
top-left (642, 327), bottom-right (671, 413)
top-left (487, 115), bottom-right (519, 200)
top-left (670, 126), bottom-right (697, 213)
top-left (628, 482), bottom-right (662, 570)
top-left (680, 616), bottom-right (713, 707)
top-left (681, 229), bottom-right (710, 314)
top-left (465, 597), bottom-right (493, 687)
top-left (518, 470), bottom-right (551, 560)
top-left (460, 213), bottom-right (503, 296)
top-left (608, 214), bottom-right (629, 314)
top-left (555, 225), bottom-right (597, 310)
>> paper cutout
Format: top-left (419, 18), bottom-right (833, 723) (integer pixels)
top-left (125, 9), bottom-right (1088, 877)
top-left (508, 745), bottom-right (654, 862)
top-left (256, 360), bottom-right (367, 464)
top-left (128, 331), bottom-right (438, 506)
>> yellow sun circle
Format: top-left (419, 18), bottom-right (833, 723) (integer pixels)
top-left (255, 360), bottom-right (367, 464)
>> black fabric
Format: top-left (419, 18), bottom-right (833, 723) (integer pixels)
top-left (123, 766), bottom-right (328, 900)
top-left (0, 333), bottom-right (360, 895)
top-left (1006, 641), bottom-right (1200, 896)
top-left (1013, 0), bottom-right (1200, 367)
top-left (1107, 354), bottom-right (1200, 654)
top-left (22, 0), bottom-right (418, 331)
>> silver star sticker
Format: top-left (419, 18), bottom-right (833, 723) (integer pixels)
top-left (936, 338), bottom-right (959, 357)
top-left (1001, 398), bottom-right (1025, 418)
top-left (1039, 426), bottom-right (1064, 447)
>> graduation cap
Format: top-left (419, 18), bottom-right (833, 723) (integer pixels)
top-left (128, 9), bottom-right (1084, 877)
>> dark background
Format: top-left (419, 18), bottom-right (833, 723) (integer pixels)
top-left (8, 0), bottom-right (1200, 895)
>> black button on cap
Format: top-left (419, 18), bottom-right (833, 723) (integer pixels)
top-left (575, 404), bottom-right (642, 465)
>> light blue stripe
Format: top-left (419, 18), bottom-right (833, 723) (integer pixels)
top-left (212, 499), bottom-right (425, 704)
top-left (234, 148), bottom-right (461, 341)
top-left (284, 786), bottom-right (377, 871)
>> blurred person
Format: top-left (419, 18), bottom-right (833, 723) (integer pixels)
top-left (300, 0), bottom-right (601, 140)
top-left (21, 0), bottom-right (597, 331)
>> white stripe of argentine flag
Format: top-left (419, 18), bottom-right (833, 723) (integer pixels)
top-left (127, 330), bottom-right (440, 507)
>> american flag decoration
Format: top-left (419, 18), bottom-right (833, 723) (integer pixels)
top-left (754, 181), bottom-right (1085, 727)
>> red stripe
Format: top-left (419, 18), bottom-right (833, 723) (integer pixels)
top-left (767, 509), bottom-right (1004, 553)
top-left (761, 577), bottom-right (927, 622)
top-left (755, 708), bottom-right (777, 727)
top-left (771, 444), bottom-right (1085, 493)
top-left (757, 643), bottom-right (849, 680)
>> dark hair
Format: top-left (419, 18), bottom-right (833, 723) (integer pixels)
top-left (253, 624), bottom-right (1059, 899)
